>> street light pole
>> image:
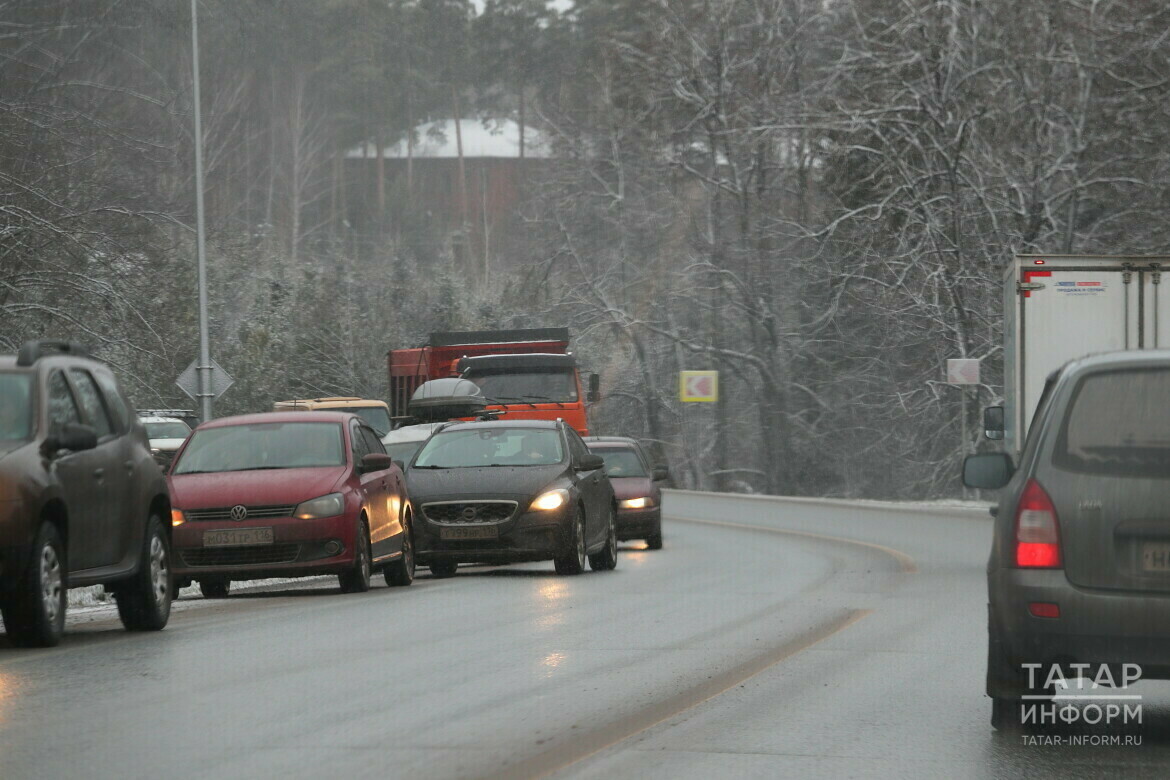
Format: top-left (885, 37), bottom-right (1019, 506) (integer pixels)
top-left (190, 0), bottom-right (213, 422)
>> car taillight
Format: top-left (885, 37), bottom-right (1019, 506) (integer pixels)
top-left (1014, 479), bottom-right (1062, 568)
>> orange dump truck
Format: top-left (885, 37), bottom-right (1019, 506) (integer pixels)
top-left (387, 328), bottom-right (598, 435)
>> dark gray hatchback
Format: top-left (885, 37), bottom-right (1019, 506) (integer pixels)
top-left (964, 350), bottom-right (1170, 729)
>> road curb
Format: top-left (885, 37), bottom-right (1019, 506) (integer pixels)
top-left (662, 488), bottom-right (991, 520)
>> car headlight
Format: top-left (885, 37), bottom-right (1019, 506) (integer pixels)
top-left (293, 493), bottom-right (345, 520)
top-left (151, 447), bottom-right (161, 454)
top-left (529, 489), bottom-right (568, 512)
top-left (619, 497), bottom-right (653, 509)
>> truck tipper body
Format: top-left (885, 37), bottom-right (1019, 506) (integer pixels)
top-left (1002, 254), bottom-right (1169, 455)
top-left (388, 328), bottom-right (596, 435)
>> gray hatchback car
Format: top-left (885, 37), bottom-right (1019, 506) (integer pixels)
top-left (964, 350), bottom-right (1170, 729)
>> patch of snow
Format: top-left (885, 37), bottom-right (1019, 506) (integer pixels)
top-left (347, 118), bottom-right (551, 159)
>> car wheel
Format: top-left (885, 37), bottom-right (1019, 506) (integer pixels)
top-left (986, 612), bottom-right (1048, 731)
top-left (339, 519), bottom-right (372, 593)
top-left (114, 515), bottom-right (173, 631)
top-left (588, 504), bottom-right (618, 572)
top-left (385, 514), bottom-right (415, 587)
top-left (554, 505), bottom-right (586, 575)
top-left (645, 531), bottom-right (663, 550)
top-left (429, 560), bottom-right (458, 578)
top-left (199, 578), bottom-right (230, 599)
top-left (1, 522), bottom-right (67, 647)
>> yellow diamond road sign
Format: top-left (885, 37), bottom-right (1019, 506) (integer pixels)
top-left (680, 371), bottom-right (718, 403)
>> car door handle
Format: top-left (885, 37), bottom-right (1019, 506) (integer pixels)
top-left (93, 468), bottom-right (105, 479)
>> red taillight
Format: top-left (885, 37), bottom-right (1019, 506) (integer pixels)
top-left (1029, 602), bottom-right (1061, 618)
top-left (1014, 479), bottom-right (1062, 568)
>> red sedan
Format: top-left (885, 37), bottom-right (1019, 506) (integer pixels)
top-left (168, 412), bottom-right (414, 597)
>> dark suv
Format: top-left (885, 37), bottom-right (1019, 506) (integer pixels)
top-left (0, 341), bottom-right (173, 647)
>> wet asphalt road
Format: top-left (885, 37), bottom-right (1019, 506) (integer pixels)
top-left (2, 491), bottom-right (1169, 779)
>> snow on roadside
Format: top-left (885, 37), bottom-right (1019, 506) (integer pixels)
top-left (67, 577), bottom-right (330, 609)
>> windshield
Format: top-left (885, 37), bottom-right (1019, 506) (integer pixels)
top-left (467, 370), bottom-right (578, 403)
top-left (352, 406), bottom-right (392, 437)
top-left (0, 373), bottom-right (33, 442)
top-left (144, 421), bottom-right (191, 440)
top-left (386, 441), bottom-right (424, 464)
top-left (592, 448), bottom-right (647, 477)
top-left (1055, 368), bottom-right (1170, 478)
top-left (173, 422), bottom-right (345, 474)
top-left (414, 427), bottom-right (564, 468)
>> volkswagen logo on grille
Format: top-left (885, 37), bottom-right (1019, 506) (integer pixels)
top-left (230, 505), bottom-right (248, 521)
top-left (461, 506), bottom-right (478, 521)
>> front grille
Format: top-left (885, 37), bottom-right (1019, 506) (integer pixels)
top-left (181, 544), bottom-right (301, 567)
top-left (184, 505), bottom-right (296, 522)
top-left (423, 501), bottom-right (517, 524)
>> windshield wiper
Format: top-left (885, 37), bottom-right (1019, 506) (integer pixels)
top-left (522, 395), bottom-right (568, 408)
top-left (491, 395), bottom-right (540, 409)
top-left (411, 464), bottom-right (450, 469)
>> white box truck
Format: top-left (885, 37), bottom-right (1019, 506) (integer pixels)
top-left (997, 254), bottom-right (1169, 455)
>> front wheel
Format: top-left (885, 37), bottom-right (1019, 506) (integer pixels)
top-left (554, 506), bottom-right (586, 575)
top-left (115, 515), bottom-right (173, 631)
top-left (1, 522), bottom-right (67, 647)
top-left (384, 515), bottom-right (415, 587)
top-left (429, 560), bottom-right (458, 578)
top-left (199, 578), bottom-right (230, 599)
top-left (588, 505), bottom-right (618, 572)
top-left (339, 519), bottom-right (372, 593)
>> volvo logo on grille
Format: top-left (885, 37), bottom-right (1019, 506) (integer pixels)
top-left (230, 505), bottom-right (248, 521)
top-left (461, 506), bottom-right (478, 520)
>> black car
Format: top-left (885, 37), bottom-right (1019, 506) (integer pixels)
top-left (0, 340), bottom-right (173, 647)
top-left (407, 420), bottom-right (618, 576)
top-left (964, 350), bottom-right (1170, 729)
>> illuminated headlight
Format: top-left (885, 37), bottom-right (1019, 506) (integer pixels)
top-left (171, 509), bottom-right (185, 527)
top-left (151, 447), bottom-right (161, 454)
top-left (293, 493), bottom-right (345, 520)
top-left (529, 489), bottom-right (569, 512)
top-left (619, 497), bottom-right (653, 509)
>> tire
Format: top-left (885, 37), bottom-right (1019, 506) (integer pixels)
top-left (339, 519), bottom-right (372, 593)
top-left (1, 522), bottom-right (67, 647)
top-left (645, 532), bottom-right (663, 550)
top-left (384, 514), bottom-right (415, 587)
top-left (554, 505), bottom-right (586, 575)
top-left (986, 612), bottom-right (1049, 731)
top-left (588, 505), bottom-right (618, 572)
top-left (199, 578), bottom-right (230, 599)
top-left (114, 515), bottom-right (173, 632)
top-left (429, 560), bottom-right (458, 578)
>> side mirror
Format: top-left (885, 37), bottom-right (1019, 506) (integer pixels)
top-left (392, 459), bottom-right (406, 472)
top-left (577, 453), bottom-right (604, 471)
top-left (43, 423), bottom-right (98, 456)
top-left (983, 406), bottom-right (1005, 441)
top-left (361, 452), bottom-right (394, 473)
top-left (962, 453), bottom-right (1014, 490)
top-left (587, 373), bottom-right (601, 403)
top-left (652, 466), bottom-right (670, 482)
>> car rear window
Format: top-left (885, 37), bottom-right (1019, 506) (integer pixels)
top-left (145, 421), bottom-right (191, 439)
top-left (0, 373), bottom-right (33, 442)
top-left (591, 448), bottom-right (647, 477)
top-left (173, 422), bottom-right (345, 474)
top-left (1054, 367), bottom-right (1170, 478)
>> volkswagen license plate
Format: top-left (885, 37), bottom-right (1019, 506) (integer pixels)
top-left (1142, 542), bottom-right (1170, 572)
top-left (440, 526), bottom-right (498, 541)
top-left (204, 527), bottom-right (274, 547)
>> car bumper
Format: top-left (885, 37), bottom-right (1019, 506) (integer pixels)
top-left (992, 567), bottom-right (1170, 676)
top-left (171, 513), bottom-right (358, 580)
top-left (615, 506), bottom-right (660, 540)
top-left (415, 510), bottom-right (573, 565)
